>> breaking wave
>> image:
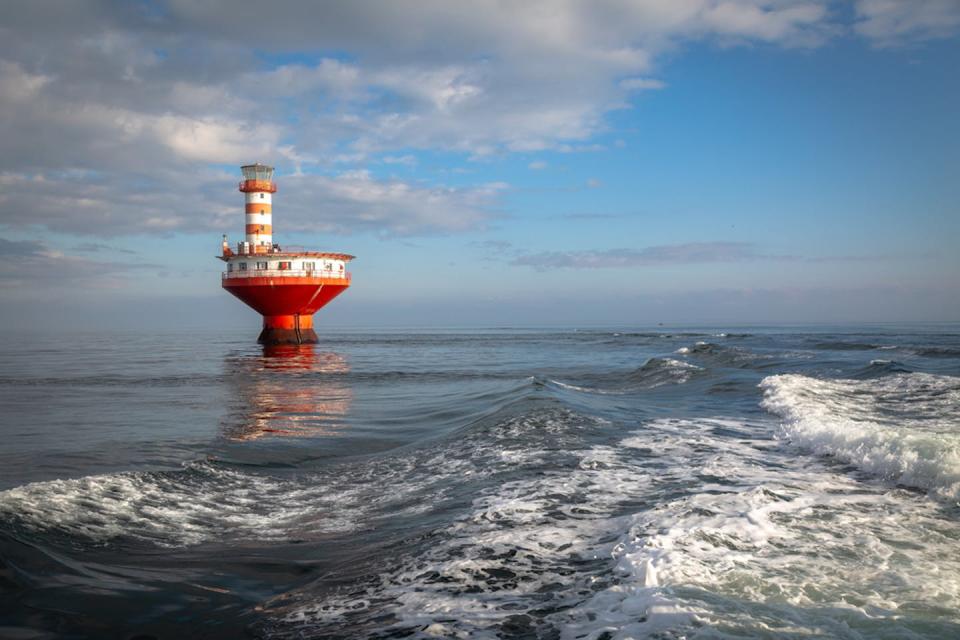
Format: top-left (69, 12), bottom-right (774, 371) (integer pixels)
top-left (761, 372), bottom-right (960, 501)
top-left (262, 417), bottom-right (960, 639)
top-left (0, 402), bottom-right (606, 550)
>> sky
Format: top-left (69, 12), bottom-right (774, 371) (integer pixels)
top-left (0, 0), bottom-right (958, 329)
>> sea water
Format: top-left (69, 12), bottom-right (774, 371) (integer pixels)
top-left (0, 326), bottom-right (958, 638)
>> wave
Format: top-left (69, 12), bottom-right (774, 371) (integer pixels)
top-left (760, 372), bottom-right (960, 500)
top-left (809, 341), bottom-right (960, 359)
top-left (263, 417), bottom-right (960, 639)
top-left (810, 340), bottom-right (883, 351)
top-left (675, 341), bottom-right (767, 368)
top-left (0, 461), bottom-right (368, 548)
top-left (0, 403), bottom-right (602, 550)
top-left (549, 357), bottom-right (704, 394)
top-left (0, 373), bottom-right (224, 387)
top-left (850, 359), bottom-right (913, 378)
top-left (907, 346), bottom-right (960, 359)
top-left (626, 357), bottom-right (704, 387)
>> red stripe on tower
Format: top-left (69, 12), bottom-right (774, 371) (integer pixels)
top-left (219, 164), bottom-right (354, 344)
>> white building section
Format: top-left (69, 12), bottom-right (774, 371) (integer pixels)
top-left (221, 163), bottom-right (354, 281)
top-left (222, 255), bottom-right (350, 280)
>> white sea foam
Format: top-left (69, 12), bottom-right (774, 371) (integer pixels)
top-left (0, 462), bottom-right (369, 546)
top-left (274, 415), bottom-right (960, 638)
top-left (0, 407), bottom-right (603, 550)
top-left (761, 372), bottom-right (960, 501)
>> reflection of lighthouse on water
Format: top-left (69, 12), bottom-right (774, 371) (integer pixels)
top-left (220, 345), bottom-right (352, 442)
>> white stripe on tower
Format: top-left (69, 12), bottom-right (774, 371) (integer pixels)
top-left (244, 190), bottom-right (273, 248)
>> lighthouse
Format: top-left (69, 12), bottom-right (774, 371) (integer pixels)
top-left (219, 164), bottom-right (353, 344)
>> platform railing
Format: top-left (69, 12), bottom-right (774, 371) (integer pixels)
top-left (222, 269), bottom-right (351, 280)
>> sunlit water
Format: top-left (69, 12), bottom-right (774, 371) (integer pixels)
top-left (1, 326), bottom-right (958, 639)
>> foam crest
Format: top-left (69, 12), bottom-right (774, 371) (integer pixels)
top-left (0, 406), bottom-right (604, 550)
top-left (0, 462), bottom-right (367, 547)
top-left (270, 416), bottom-right (960, 638)
top-left (761, 373), bottom-right (960, 500)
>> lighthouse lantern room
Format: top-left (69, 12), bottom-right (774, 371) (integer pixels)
top-left (219, 164), bottom-right (353, 344)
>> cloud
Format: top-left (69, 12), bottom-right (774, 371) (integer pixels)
top-left (73, 242), bottom-right (137, 254)
top-left (528, 161), bottom-right (548, 170)
top-left (382, 155), bottom-right (418, 167)
top-left (470, 239), bottom-right (519, 260)
top-left (619, 77), bottom-right (666, 91)
top-left (511, 242), bottom-right (788, 269)
top-left (277, 171), bottom-right (505, 236)
top-left (855, 0), bottom-right (960, 45)
top-left (0, 2), bottom-right (842, 167)
top-left (555, 212), bottom-right (625, 220)
top-left (0, 169), bottom-right (503, 238)
top-left (510, 242), bottom-right (910, 270)
top-left (0, 238), bottom-right (158, 290)
top-left (0, 0), bottom-right (943, 240)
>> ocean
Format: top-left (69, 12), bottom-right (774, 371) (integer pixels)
top-left (0, 326), bottom-right (958, 639)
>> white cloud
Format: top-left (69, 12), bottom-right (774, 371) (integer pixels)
top-left (0, 169), bottom-right (502, 237)
top-left (700, 1), bottom-right (830, 44)
top-left (512, 242), bottom-right (775, 269)
top-left (528, 161), bottom-right (548, 170)
top-left (382, 155), bottom-right (418, 167)
top-left (855, 0), bottom-right (960, 45)
top-left (0, 0), bottom-right (847, 172)
top-left (278, 171), bottom-right (504, 236)
top-left (0, 0), bottom-right (946, 240)
top-left (0, 237), bottom-right (158, 290)
top-left (0, 60), bottom-right (50, 102)
top-left (619, 77), bottom-right (666, 91)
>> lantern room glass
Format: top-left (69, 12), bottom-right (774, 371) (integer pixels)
top-left (241, 164), bottom-right (274, 182)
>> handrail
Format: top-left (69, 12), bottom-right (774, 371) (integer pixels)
top-left (222, 269), bottom-right (351, 280)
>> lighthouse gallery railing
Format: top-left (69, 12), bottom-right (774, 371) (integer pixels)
top-left (222, 269), bottom-right (351, 280)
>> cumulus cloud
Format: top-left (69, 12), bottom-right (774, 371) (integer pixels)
top-left (277, 171), bottom-right (505, 236)
top-left (0, 0), bottom-right (949, 241)
top-left (619, 77), bottom-right (666, 91)
top-left (0, 169), bottom-right (501, 237)
top-left (855, 0), bottom-right (960, 45)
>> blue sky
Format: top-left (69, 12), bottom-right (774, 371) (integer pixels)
top-left (0, 1), bottom-right (958, 328)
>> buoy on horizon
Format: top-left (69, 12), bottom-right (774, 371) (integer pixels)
top-left (218, 164), bottom-right (353, 344)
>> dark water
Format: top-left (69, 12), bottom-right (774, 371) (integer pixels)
top-left (1, 326), bottom-right (959, 639)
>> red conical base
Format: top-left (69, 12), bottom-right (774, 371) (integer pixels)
top-left (222, 275), bottom-right (350, 344)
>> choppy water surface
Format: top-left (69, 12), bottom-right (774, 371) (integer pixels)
top-left (1, 326), bottom-right (958, 639)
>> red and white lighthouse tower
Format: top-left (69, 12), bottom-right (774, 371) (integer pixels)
top-left (219, 164), bottom-right (353, 344)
